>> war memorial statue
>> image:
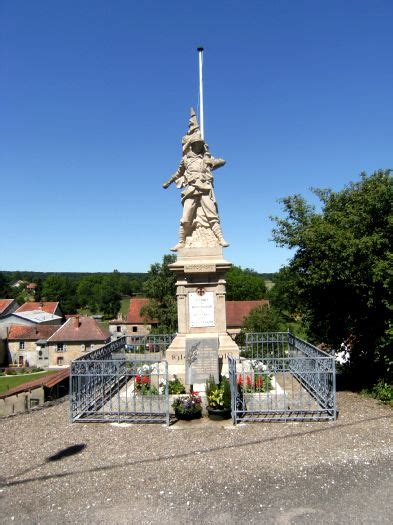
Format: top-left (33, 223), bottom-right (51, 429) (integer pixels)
top-left (163, 108), bottom-right (229, 251)
top-left (164, 107), bottom-right (239, 387)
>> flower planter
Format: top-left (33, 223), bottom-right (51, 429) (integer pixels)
top-left (175, 409), bottom-right (202, 421)
top-left (206, 407), bottom-right (231, 420)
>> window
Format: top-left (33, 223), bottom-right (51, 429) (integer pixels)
top-left (57, 343), bottom-right (66, 352)
top-left (132, 326), bottom-right (137, 333)
top-left (19, 341), bottom-right (25, 350)
top-left (57, 356), bottom-right (64, 366)
top-left (116, 326), bottom-right (122, 333)
top-left (30, 399), bottom-right (40, 407)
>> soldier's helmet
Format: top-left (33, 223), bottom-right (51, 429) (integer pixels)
top-left (182, 132), bottom-right (204, 153)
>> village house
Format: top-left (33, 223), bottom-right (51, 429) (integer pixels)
top-left (108, 298), bottom-right (269, 338)
top-left (14, 301), bottom-right (63, 317)
top-left (0, 369), bottom-right (69, 417)
top-left (225, 300), bottom-right (270, 336)
top-left (109, 298), bottom-right (158, 338)
top-left (0, 299), bottom-right (19, 319)
top-left (46, 315), bottom-right (110, 367)
top-left (0, 299), bottom-right (20, 364)
top-left (0, 302), bottom-right (63, 334)
top-left (7, 324), bottom-right (60, 367)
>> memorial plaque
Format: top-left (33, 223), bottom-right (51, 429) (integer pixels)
top-left (185, 337), bottom-right (219, 384)
top-left (188, 291), bottom-right (215, 328)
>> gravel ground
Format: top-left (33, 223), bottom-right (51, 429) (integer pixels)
top-left (0, 392), bottom-right (392, 524)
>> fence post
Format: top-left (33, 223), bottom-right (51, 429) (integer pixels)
top-left (165, 361), bottom-right (170, 427)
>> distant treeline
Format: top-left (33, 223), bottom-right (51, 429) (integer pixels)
top-left (1, 270), bottom-right (147, 283)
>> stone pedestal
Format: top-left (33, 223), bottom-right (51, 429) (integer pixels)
top-left (166, 246), bottom-right (239, 387)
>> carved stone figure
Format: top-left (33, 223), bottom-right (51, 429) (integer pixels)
top-left (163, 108), bottom-right (229, 251)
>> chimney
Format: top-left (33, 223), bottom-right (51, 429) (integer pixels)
top-left (73, 315), bottom-right (81, 328)
top-left (40, 302), bottom-right (44, 310)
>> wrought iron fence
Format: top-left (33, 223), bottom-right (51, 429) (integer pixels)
top-left (229, 332), bottom-right (336, 423)
top-left (70, 335), bottom-right (174, 425)
top-left (110, 334), bottom-right (176, 363)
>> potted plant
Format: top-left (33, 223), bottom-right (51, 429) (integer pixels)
top-left (172, 391), bottom-right (202, 420)
top-left (205, 376), bottom-right (232, 420)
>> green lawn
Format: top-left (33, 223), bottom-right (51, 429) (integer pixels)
top-left (120, 297), bottom-right (130, 317)
top-left (0, 371), bottom-right (58, 395)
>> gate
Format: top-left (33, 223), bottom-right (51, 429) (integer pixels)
top-left (229, 332), bottom-right (336, 423)
top-left (70, 335), bottom-right (174, 425)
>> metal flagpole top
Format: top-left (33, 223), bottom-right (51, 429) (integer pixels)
top-left (197, 47), bottom-right (204, 139)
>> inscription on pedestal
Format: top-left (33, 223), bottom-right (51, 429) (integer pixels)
top-left (185, 337), bottom-right (219, 384)
top-left (184, 263), bottom-right (216, 273)
top-left (188, 291), bottom-right (215, 328)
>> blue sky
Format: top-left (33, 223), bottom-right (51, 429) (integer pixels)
top-left (1, 0), bottom-right (392, 273)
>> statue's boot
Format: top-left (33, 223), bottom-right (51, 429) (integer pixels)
top-left (212, 223), bottom-right (229, 247)
top-left (171, 226), bottom-right (186, 251)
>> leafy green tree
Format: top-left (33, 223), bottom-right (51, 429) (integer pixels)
top-left (271, 170), bottom-right (392, 385)
top-left (226, 266), bottom-right (267, 300)
top-left (42, 275), bottom-right (78, 314)
top-left (77, 275), bottom-right (101, 312)
top-left (242, 304), bottom-right (285, 333)
top-left (77, 274), bottom-right (121, 318)
top-left (141, 254), bottom-right (178, 332)
top-left (0, 272), bottom-right (10, 297)
top-left (95, 277), bottom-right (121, 318)
top-left (34, 278), bottom-right (43, 302)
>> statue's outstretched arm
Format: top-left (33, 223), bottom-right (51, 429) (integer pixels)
top-left (163, 159), bottom-right (185, 189)
top-left (208, 157), bottom-right (226, 171)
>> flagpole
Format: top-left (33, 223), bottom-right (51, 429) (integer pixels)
top-left (197, 47), bottom-right (204, 140)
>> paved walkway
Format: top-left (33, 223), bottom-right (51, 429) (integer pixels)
top-left (0, 392), bottom-right (392, 524)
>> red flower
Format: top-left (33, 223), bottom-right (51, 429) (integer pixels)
top-left (246, 375), bottom-right (252, 386)
top-left (143, 376), bottom-right (150, 384)
top-left (255, 376), bottom-right (264, 389)
top-left (237, 376), bottom-right (243, 385)
top-left (135, 375), bottom-right (142, 384)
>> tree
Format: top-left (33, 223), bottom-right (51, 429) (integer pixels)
top-left (42, 275), bottom-right (78, 314)
top-left (226, 266), bottom-right (267, 300)
top-left (243, 304), bottom-right (285, 332)
top-left (141, 254), bottom-right (178, 332)
top-left (77, 274), bottom-right (121, 318)
top-left (0, 272), bottom-right (10, 297)
top-left (271, 170), bottom-right (392, 385)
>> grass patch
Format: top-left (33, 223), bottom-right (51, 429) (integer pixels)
top-left (120, 297), bottom-right (130, 317)
top-left (0, 371), bottom-right (58, 395)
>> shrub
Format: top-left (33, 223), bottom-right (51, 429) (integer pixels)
top-left (168, 378), bottom-right (186, 395)
top-left (370, 380), bottom-right (393, 403)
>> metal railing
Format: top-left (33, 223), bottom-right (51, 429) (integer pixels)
top-left (230, 332), bottom-right (336, 423)
top-left (70, 335), bottom-right (174, 425)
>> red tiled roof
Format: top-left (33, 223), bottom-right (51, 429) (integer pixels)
top-left (8, 324), bottom-right (60, 341)
top-left (127, 298), bottom-right (157, 324)
top-left (0, 369), bottom-right (69, 399)
top-left (226, 300), bottom-right (269, 327)
top-left (15, 302), bottom-right (59, 315)
top-left (47, 316), bottom-right (110, 342)
top-left (0, 299), bottom-right (15, 315)
top-left (26, 283), bottom-right (37, 289)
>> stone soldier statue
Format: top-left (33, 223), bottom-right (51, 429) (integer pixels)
top-left (163, 108), bottom-right (229, 251)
